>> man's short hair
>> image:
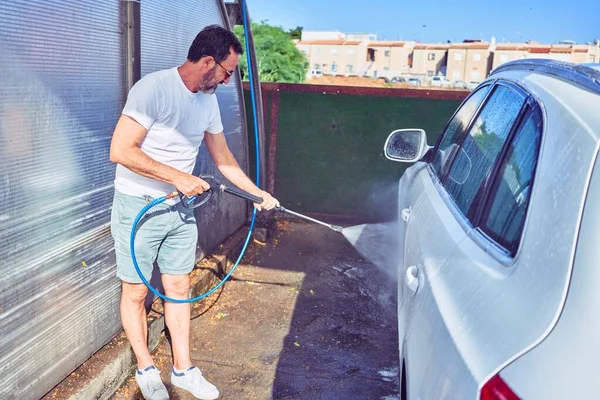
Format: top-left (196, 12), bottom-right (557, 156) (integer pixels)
top-left (187, 25), bottom-right (244, 63)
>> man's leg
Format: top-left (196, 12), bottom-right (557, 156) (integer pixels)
top-left (158, 206), bottom-right (219, 399)
top-left (162, 273), bottom-right (192, 370)
top-left (121, 281), bottom-right (154, 369)
top-left (163, 273), bottom-right (219, 399)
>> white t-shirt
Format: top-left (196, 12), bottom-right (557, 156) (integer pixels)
top-left (114, 67), bottom-right (223, 204)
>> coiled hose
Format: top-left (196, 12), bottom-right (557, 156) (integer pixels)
top-left (129, 0), bottom-right (260, 303)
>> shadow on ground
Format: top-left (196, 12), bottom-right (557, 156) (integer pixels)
top-left (253, 220), bottom-right (400, 400)
top-left (112, 220), bottom-right (399, 400)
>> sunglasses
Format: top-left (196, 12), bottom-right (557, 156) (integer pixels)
top-left (215, 61), bottom-right (234, 77)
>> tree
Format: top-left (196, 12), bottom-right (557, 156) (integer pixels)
top-left (288, 26), bottom-right (303, 40)
top-left (234, 22), bottom-right (308, 83)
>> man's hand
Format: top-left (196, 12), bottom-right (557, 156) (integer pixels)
top-left (172, 173), bottom-right (211, 196)
top-left (254, 190), bottom-right (280, 211)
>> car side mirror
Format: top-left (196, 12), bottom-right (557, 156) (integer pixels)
top-left (384, 129), bottom-right (430, 163)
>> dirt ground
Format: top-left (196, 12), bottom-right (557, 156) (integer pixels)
top-left (111, 220), bottom-right (400, 400)
top-left (306, 75), bottom-right (467, 91)
top-left (308, 75), bottom-right (415, 88)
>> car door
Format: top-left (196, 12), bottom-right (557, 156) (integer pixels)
top-left (402, 82), bottom-right (529, 399)
top-left (397, 84), bottom-right (491, 377)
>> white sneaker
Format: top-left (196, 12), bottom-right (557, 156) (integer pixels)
top-left (135, 366), bottom-right (169, 400)
top-left (171, 366), bottom-right (219, 399)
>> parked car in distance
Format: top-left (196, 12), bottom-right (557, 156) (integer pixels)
top-left (391, 76), bottom-right (407, 83)
top-left (466, 81), bottom-right (479, 90)
top-left (452, 80), bottom-right (468, 89)
top-left (407, 77), bottom-right (421, 86)
top-left (431, 75), bottom-right (451, 87)
top-left (383, 60), bottom-right (600, 399)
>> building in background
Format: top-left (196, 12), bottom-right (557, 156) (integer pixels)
top-left (446, 40), bottom-right (495, 84)
top-left (296, 37), bottom-right (364, 77)
top-left (297, 31), bottom-right (416, 79)
top-left (492, 43), bottom-right (530, 70)
top-left (297, 31), bottom-right (600, 85)
top-left (368, 41), bottom-right (415, 78)
top-left (411, 43), bottom-right (450, 77)
top-left (492, 41), bottom-right (600, 69)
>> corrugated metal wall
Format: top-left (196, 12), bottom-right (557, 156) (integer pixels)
top-left (0, 1), bottom-right (248, 399)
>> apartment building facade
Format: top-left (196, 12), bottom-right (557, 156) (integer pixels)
top-left (296, 31), bottom-right (416, 79)
top-left (367, 41), bottom-right (414, 78)
top-left (297, 38), bottom-right (365, 76)
top-left (446, 41), bottom-right (494, 83)
top-left (492, 42), bottom-right (600, 69)
top-left (297, 31), bottom-right (600, 83)
top-left (411, 44), bottom-right (450, 76)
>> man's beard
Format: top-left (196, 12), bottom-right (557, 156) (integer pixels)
top-left (199, 66), bottom-right (222, 94)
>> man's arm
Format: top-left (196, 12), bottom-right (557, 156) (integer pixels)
top-left (203, 132), bottom-right (279, 210)
top-left (109, 114), bottom-right (210, 196)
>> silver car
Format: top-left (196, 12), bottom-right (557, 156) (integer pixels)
top-left (384, 60), bottom-right (600, 399)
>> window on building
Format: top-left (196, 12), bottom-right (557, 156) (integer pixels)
top-left (345, 65), bottom-right (354, 73)
top-left (313, 63), bottom-right (322, 71)
top-left (427, 70), bottom-right (434, 77)
top-left (384, 50), bottom-right (391, 57)
top-left (501, 54), bottom-right (509, 62)
top-left (454, 52), bottom-right (463, 61)
top-left (472, 70), bottom-right (481, 80)
top-left (316, 48), bottom-right (321, 55)
top-left (452, 71), bottom-right (461, 80)
top-left (428, 53), bottom-right (436, 61)
top-left (347, 48), bottom-right (355, 55)
top-left (332, 48), bottom-right (339, 55)
top-left (383, 66), bottom-right (390, 71)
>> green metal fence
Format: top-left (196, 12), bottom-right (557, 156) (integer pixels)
top-left (244, 83), bottom-right (467, 221)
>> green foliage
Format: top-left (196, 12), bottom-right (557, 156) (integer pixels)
top-left (287, 26), bottom-right (303, 40)
top-left (234, 22), bottom-right (308, 83)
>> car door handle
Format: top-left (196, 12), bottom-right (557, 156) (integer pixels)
top-left (405, 265), bottom-right (419, 293)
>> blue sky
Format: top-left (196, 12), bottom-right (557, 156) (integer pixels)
top-left (246, 0), bottom-right (599, 44)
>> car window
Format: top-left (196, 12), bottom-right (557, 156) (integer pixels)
top-left (431, 85), bottom-right (491, 179)
top-left (444, 84), bottom-right (527, 219)
top-left (481, 106), bottom-right (542, 254)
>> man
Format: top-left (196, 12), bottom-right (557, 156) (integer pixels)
top-left (109, 25), bottom-right (279, 400)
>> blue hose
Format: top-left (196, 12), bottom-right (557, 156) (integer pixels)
top-left (129, 0), bottom-right (259, 303)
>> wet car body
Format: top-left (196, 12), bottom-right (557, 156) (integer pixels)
top-left (384, 60), bottom-right (600, 399)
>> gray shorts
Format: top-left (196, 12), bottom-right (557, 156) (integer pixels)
top-left (110, 190), bottom-right (198, 283)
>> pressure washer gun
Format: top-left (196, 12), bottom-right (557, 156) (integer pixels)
top-left (168, 175), bottom-right (343, 233)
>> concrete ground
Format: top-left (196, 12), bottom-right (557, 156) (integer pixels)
top-left (111, 220), bottom-right (400, 400)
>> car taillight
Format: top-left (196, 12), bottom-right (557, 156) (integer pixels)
top-left (480, 374), bottom-right (520, 400)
